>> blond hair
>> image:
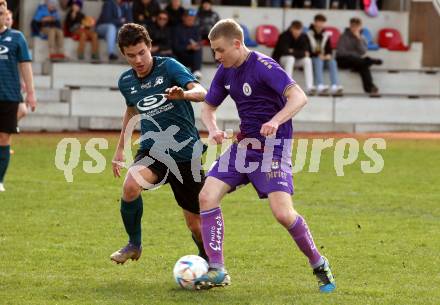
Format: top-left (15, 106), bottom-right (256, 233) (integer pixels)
top-left (208, 19), bottom-right (244, 43)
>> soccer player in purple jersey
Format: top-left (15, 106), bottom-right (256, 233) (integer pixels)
top-left (193, 19), bottom-right (336, 292)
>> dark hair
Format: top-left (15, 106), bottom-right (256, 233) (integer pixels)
top-left (290, 20), bottom-right (303, 30)
top-left (118, 23), bottom-right (152, 54)
top-left (349, 17), bottom-right (362, 26)
top-left (314, 14), bottom-right (327, 22)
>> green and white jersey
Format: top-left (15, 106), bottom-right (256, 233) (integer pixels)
top-left (118, 56), bottom-right (201, 162)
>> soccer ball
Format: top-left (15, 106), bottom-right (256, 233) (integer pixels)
top-left (173, 255), bottom-right (208, 290)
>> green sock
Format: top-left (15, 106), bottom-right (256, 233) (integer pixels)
top-left (120, 196), bottom-right (143, 247)
top-left (0, 145), bottom-right (11, 183)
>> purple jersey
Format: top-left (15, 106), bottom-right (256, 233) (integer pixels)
top-left (205, 51), bottom-right (296, 152)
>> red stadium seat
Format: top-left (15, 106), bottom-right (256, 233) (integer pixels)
top-left (378, 28), bottom-right (409, 51)
top-left (256, 25), bottom-right (279, 48)
top-left (324, 26), bottom-right (341, 50)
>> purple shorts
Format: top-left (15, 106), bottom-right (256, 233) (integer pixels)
top-left (207, 143), bottom-right (294, 199)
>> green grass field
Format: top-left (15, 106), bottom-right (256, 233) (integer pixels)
top-left (1, 133), bottom-right (439, 305)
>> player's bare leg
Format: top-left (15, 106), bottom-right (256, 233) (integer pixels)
top-left (195, 177), bottom-right (232, 289)
top-left (182, 210), bottom-right (208, 260)
top-left (0, 133), bottom-right (11, 192)
top-left (110, 166), bottom-right (157, 264)
top-left (9, 103), bottom-right (28, 155)
top-left (268, 191), bottom-right (335, 292)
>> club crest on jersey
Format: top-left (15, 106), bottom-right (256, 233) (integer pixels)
top-left (243, 83), bottom-right (252, 96)
top-left (154, 76), bottom-right (164, 87)
top-left (0, 45), bottom-right (9, 55)
top-left (271, 160), bottom-right (280, 170)
top-left (137, 94), bottom-right (167, 112)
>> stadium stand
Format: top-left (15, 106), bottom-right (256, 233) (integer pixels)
top-left (361, 27), bottom-right (379, 51)
top-left (378, 28), bottom-right (410, 51)
top-left (323, 26), bottom-right (340, 49)
top-left (18, 1), bottom-right (440, 133)
top-left (256, 24), bottom-right (279, 47)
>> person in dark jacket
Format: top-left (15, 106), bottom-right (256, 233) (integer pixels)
top-left (165, 0), bottom-right (185, 28)
top-left (132, 0), bottom-right (160, 27)
top-left (336, 17), bottom-right (382, 96)
top-left (96, 0), bottom-right (126, 60)
top-left (307, 14), bottom-right (342, 96)
top-left (172, 9), bottom-right (202, 78)
top-left (272, 20), bottom-right (315, 95)
top-left (148, 10), bottom-right (173, 57)
top-left (197, 0), bottom-right (219, 41)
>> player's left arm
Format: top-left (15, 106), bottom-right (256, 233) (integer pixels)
top-left (19, 62), bottom-right (37, 112)
top-left (165, 82), bottom-right (207, 102)
top-left (260, 84), bottom-right (307, 137)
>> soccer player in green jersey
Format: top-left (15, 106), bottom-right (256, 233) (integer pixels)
top-left (110, 23), bottom-right (207, 264)
top-left (0, 1), bottom-right (37, 192)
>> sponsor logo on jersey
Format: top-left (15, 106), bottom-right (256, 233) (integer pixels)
top-left (0, 45), bottom-right (9, 55)
top-left (141, 81), bottom-right (151, 89)
top-left (137, 94), bottom-right (167, 112)
top-left (130, 86), bottom-right (138, 94)
top-left (243, 82), bottom-right (252, 96)
top-left (3, 37), bottom-right (12, 42)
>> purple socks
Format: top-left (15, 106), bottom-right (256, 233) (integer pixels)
top-left (200, 207), bottom-right (224, 269)
top-left (288, 216), bottom-right (323, 268)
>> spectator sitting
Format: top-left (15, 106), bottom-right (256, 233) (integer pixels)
top-left (172, 9), bottom-right (202, 79)
top-left (148, 10), bottom-right (173, 57)
top-left (166, 0), bottom-right (185, 28)
top-left (32, 0), bottom-right (66, 60)
top-left (272, 20), bottom-right (315, 95)
top-left (133, 0), bottom-right (160, 27)
top-left (65, 0), bottom-right (100, 61)
top-left (336, 17), bottom-right (382, 97)
top-left (96, 0), bottom-right (126, 61)
top-left (306, 14), bottom-right (343, 96)
top-left (197, 0), bottom-right (220, 41)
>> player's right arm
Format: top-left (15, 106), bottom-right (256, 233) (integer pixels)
top-left (201, 103), bottom-right (226, 144)
top-left (112, 106), bottom-right (137, 177)
top-left (202, 68), bottom-right (229, 144)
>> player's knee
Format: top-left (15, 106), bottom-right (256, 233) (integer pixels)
top-left (198, 190), bottom-right (217, 210)
top-left (122, 179), bottom-right (141, 201)
top-left (273, 210), bottom-right (297, 228)
top-left (0, 133), bottom-right (11, 145)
